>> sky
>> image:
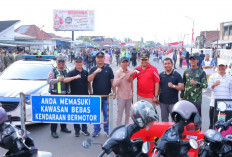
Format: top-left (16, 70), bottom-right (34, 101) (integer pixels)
top-left (1, 0), bottom-right (232, 44)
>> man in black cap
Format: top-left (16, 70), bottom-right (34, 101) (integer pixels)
top-left (180, 54), bottom-right (208, 116)
top-left (88, 51), bottom-right (116, 137)
top-left (64, 56), bottom-right (91, 137)
top-left (113, 57), bottom-right (133, 126)
top-left (130, 53), bottom-right (160, 107)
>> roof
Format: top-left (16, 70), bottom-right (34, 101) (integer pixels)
top-left (15, 25), bottom-right (53, 40)
top-left (211, 40), bottom-right (232, 45)
top-left (0, 20), bottom-right (20, 33)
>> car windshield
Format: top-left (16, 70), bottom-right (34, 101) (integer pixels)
top-left (0, 62), bottom-right (52, 80)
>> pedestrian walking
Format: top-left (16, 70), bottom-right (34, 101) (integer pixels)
top-left (64, 56), bottom-right (91, 137)
top-left (159, 58), bottom-right (184, 122)
top-left (115, 48), bottom-right (120, 66)
top-left (179, 51), bottom-right (184, 68)
top-left (131, 48), bottom-right (137, 67)
top-left (180, 54), bottom-right (208, 116)
top-left (91, 48), bottom-right (97, 66)
top-left (104, 51), bottom-right (111, 66)
top-left (4, 50), bottom-right (14, 68)
top-left (88, 52), bottom-right (116, 137)
top-left (47, 53), bottom-right (71, 138)
top-left (208, 60), bottom-right (232, 129)
top-left (130, 53), bottom-right (160, 107)
top-left (86, 51), bottom-right (93, 71)
top-left (172, 50), bottom-right (177, 69)
top-left (185, 51), bottom-right (190, 69)
top-left (113, 57), bottom-right (133, 126)
top-left (212, 48), bottom-right (219, 67)
top-left (202, 54), bottom-right (214, 82)
top-left (200, 50), bottom-right (205, 61)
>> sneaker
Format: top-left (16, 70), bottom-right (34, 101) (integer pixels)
top-left (104, 131), bottom-right (109, 138)
top-left (92, 130), bottom-right (100, 137)
top-left (75, 132), bottom-right (80, 137)
top-left (81, 130), bottom-right (90, 136)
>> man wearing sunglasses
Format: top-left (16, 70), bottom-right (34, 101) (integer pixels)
top-left (47, 53), bottom-right (71, 138)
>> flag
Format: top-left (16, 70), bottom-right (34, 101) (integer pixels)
top-left (40, 25), bottom-right (44, 31)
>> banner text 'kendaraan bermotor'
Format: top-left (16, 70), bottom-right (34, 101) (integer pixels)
top-left (31, 95), bottom-right (101, 124)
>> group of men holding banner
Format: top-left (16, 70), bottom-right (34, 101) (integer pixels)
top-left (47, 52), bottom-right (115, 138)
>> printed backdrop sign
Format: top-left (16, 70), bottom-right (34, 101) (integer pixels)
top-left (31, 95), bottom-right (101, 123)
top-left (53, 10), bottom-right (95, 31)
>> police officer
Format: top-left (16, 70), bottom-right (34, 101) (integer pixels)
top-left (47, 53), bottom-right (71, 138)
top-left (4, 49), bottom-right (14, 68)
top-left (15, 48), bottom-right (25, 61)
top-left (0, 48), bottom-right (5, 72)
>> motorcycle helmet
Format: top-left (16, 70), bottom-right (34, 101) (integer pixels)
top-left (131, 100), bottom-right (159, 129)
top-left (55, 53), bottom-right (67, 61)
top-left (171, 100), bottom-right (201, 131)
top-left (0, 107), bottom-right (7, 124)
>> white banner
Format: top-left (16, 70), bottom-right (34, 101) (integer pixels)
top-left (53, 10), bottom-right (95, 31)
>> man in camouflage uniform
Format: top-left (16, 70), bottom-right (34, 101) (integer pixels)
top-left (4, 50), bottom-right (14, 68)
top-left (180, 54), bottom-right (208, 116)
top-left (0, 48), bottom-right (5, 72)
top-left (15, 48), bottom-right (25, 61)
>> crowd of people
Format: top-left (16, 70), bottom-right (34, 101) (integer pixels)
top-left (1, 45), bottom-right (232, 138)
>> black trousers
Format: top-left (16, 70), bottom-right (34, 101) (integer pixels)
top-left (209, 106), bottom-right (218, 129)
top-left (74, 124), bottom-right (87, 133)
top-left (51, 124), bottom-right (67, 133)
top-left (192, 102), bottom-right (202, 117)
top-left (131, 57), bottom-right (137, 67)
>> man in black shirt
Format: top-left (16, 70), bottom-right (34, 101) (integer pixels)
top-left (64, 56), bottom-right (92, 137)
top-left (115, 48), bottom-right (120, 66)
top-left (131, 48), bottom-right (137, 67)
top-left (88, 52), bottom-right (116, 137)
top-left (159, 58), bottom-right (184, 122)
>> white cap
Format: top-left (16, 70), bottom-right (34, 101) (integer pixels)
top-left (218, 60), bottom-right (227, 66)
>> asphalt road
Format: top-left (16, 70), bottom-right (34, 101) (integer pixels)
top-left (0, 54), bottom-right (211, 157)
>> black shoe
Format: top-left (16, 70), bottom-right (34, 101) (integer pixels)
top-left (81, 130), bottom-right (90, 136)
top-left (51, 132), bottom-right (59, 138)
top-left (75, 132), bottom-right (80, 137)
top-left (61, 128), bottom-right (71, 133)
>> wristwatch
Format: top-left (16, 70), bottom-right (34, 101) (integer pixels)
top-left (154, 95), bottom-right (158, 98)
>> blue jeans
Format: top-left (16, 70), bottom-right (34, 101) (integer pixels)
top-left (213, 58), bottom-right (217, 67)
top-left (93, 100), bottom-right (108, 132)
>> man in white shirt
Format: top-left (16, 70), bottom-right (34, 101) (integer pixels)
top-left (208, 60), bottom-right (232, 129)
top-left (202, 54), bottom-right (214, 82)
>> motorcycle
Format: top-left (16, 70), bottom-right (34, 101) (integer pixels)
top-left (83, 123), bottom-right (150, 157)
top-left (0, 122), bottom-right (52, 157)
top-left (198, 102), bottom-right (232, 157)
top-left (151, 122), bottom-right (198, 157)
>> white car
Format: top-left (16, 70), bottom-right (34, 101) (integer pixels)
top-left (0, 56), bottom-right (55, 125)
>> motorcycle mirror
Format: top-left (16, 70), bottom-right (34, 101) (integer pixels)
top-left (189, 139), bottom-right (198, 150)
top-left (142, 141), bottom-right (150, 154)
top-left (82, 138), bottom-right (93, 149)
top-left (218, 102), bottom-right (227, 112)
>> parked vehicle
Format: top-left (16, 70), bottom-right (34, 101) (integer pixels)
top-left (0, 107), bottom-right (52, 157)
top-left (83, 100), bottom-right (159, 157)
